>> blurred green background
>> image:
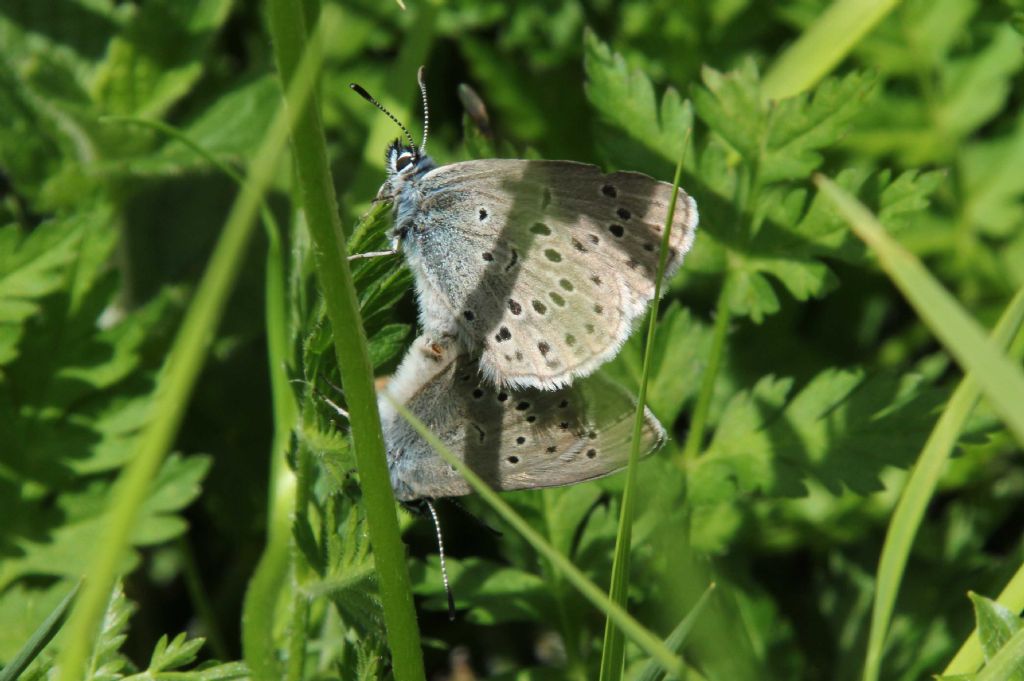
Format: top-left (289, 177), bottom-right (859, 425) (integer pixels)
top-left (2, 0), bottom-right (1024, 679)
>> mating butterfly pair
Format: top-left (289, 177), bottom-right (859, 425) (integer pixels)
top-left (352, 70), bottom-right (698, 502)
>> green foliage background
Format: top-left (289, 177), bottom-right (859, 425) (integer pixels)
top-left (2, 0), bottom-right (1024, 679)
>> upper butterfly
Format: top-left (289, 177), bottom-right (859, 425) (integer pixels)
top-left (352, 69), bottom-right (698, 391)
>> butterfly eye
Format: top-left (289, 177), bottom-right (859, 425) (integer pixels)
top-left (395, 151), bottom-right (415, 172)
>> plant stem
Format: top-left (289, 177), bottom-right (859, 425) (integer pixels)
top-left (264, 2), bottom-right (426, 680)
top-left (680, 274), bottom-right (734, 464)
top-left (286, 444), bottom-right (314, 681)
top-left (242, 145), bottom-right (299, 680)
top-left (286, 588), bottom-right (310, 681)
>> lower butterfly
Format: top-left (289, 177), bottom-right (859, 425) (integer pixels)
top-left (379, 335), bottom-right (666, 502)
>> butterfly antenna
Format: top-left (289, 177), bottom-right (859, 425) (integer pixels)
top-left (424, 499), bottom-right (456, 621)
top-left (417, 66), bottom-right (430, 156)
top-left (349, 82), bottom-right (417, 150)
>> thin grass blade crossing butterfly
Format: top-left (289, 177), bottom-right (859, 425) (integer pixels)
top-left (351, 68), bottom-right (698, 390)
top-left (378, 336), bottom-right (666, 501)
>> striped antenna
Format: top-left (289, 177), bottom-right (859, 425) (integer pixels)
top-left (425, 499), bottom-right (456, 621)
top-left (349, 82), bottom-right (417, 151)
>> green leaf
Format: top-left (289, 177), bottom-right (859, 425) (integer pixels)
top-left (87, 583), bottom-right (134, 681)
top-left (583, 29), bottom-right (693, 178)
top-left (603, 302), bottom-right (713, 425)
top-left (817, 175), bottom-right (1024, 447)
top-left (971, 593), bottom-right (1024, 664)
top-left (1, 454), bottom-right (209, 585)
top-left (0, 195), bottom-right (207, 599)
top-left (686, 60), bottom-right (883, 320)
top-left (112, 76), bottom-right (281, 178)
top-left (0, 208), bottom-right (87, 367)
top-left (975, 625), bottom-right (1024, 681)
top-left (411, 556), bottom-right (551, 625)
top-left (960, 120), bottom-right (1024, 238)
top-left (936, 25), bottom-right (1024, 142)
top-left (694, 62), bottom-right (873, 183)
top-left (148, 632), bottom-right (205, 672)
top-left (367, 322), bottom-right (411, 370)
top-left (133, 454), bottom-right (211, 544)
top-left (689, 366), bottom-right (943, 550)
top-left (89, 0), bottom-right (233, 118)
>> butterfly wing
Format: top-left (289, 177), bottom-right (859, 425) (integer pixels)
top-left (402, 159), bottom-right (697, 390)
top-left (381, 336), bottom-right (666, 502)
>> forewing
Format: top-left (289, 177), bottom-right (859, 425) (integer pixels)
top-left (381, 336), bottom-right (666, 501)
top-left (409, 159), bottom-right (697, 390)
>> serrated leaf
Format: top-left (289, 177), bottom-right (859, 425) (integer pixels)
top-left (88, 583), bottom-right (134, 681)
top-left (293, 514), bottom-right (326, 577)
top-left (367, 323), bottom-right (411, 370)
top-left (693, 61), bottom-right (873, 183)
top-left (133, 454), bottom-right (210, 544)
top-left (1, 454), bottom-right (210, 585)
top-left (583, 29), bottom-right (693, 178)
top-left (692, 366), bottom-right (945, 532)
top-left (0, 194), bottom-right (204, 596)
top-left (0, 208), bottom-right (90, 366)
top-left (148, 632), bottom-right (205, 672)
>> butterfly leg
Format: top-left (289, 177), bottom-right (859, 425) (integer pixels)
top-left (291, 377), bottom-right (350, 420)
top-left (347, 249), bottom-right (397, 261)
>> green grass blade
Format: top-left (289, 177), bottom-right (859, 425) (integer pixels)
top-left (243, 137), bottom-right (302, 679)
top-left (863, 286), bottom-right (1024, 681)
top-left (0, 581), bottom-right (80, 681)
top-left (102, 111), bottom-right (298, 678)
top-left (599, 152), bottom-right (687, 681)
top-left (634, 582), bottom-right (716, 681)
top-left (815, 175), bottom-right (1024, 447)
top-left (264, 2), bottom-right (425, 680)
top-left (386, 398), bottom-right (686, 679)
top-left (763, 0), bottom-right (901, 99)
top-left (54, 24), bottom-right (326, 681)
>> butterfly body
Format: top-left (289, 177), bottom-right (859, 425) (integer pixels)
top-left (379, 142), bottom-right (699, 391)
top-left (380, 336), bottom-right (666, 501)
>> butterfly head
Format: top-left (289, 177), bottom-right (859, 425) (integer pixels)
top-left (385, 140), bottom-right (433, 178)
top-left (351, 67), bottom-right (435, 216)
top-left (381, 140), bottom-right (436, 237)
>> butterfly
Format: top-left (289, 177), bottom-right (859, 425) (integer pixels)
top-left (352, 69), bottom-right (698, 391)
top-left (379, 335), bottom-right (665, 502)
